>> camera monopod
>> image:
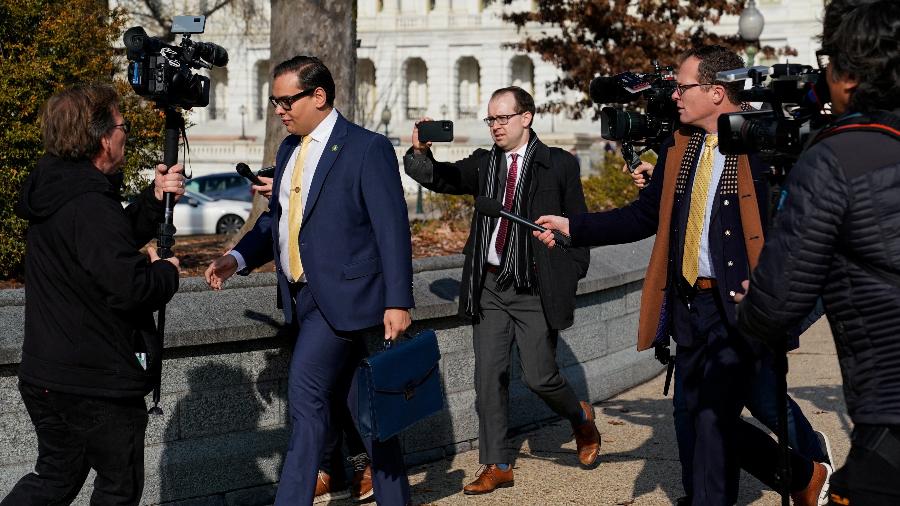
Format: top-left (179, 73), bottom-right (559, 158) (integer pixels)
top-left (148, 106), bottom-right (185, 416)
top-left (773, 339), bottom-right (791, 506)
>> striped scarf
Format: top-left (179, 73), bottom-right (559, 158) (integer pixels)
top-left (466, 133), bottom-right (539, 317)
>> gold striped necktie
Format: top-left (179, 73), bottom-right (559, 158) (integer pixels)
top-left (288, 136), bottom-right (313, 282)
top-left (682, 133), bottom-right (718, 287)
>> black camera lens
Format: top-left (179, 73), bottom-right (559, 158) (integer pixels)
top-left (718, 110), bottom-right (779, 155)
top-left (601, 107), bottom-right (661, 142)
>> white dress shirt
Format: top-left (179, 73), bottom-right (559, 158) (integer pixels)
top-left (698, 134), bottom-right (727, 279)
top-left (487, 143), bottom-right (528, 266)
top-left (230, 108), bottom-right (340, 281)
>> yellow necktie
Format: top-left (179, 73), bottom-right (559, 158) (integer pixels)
top-left (288, 136), bottom-right (313, 282)
top-left (682, 134), bottom-right (718, 286)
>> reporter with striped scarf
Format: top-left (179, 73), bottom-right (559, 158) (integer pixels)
top-left (403, 86), bottom-right (598, 495)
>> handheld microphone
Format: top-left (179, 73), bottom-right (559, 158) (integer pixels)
top-left (257, 165), bottom-right (276, 178)
top-left (589, 75), bottom-right (637, 104)
top-left (236, 162), bottom-right (264, 185)
top-left (475, 196), bottom-right (572, 248)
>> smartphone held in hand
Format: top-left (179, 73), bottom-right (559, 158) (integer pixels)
top-left (418, 120), bottom-right (454, 143)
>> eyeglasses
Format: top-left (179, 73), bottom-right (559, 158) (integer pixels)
top-left (269, 87), bottom-right (317, 110)
top-left (674, 83), bottom-right (717, 97)
top-left (815, 49), bottom-right (831, 71)
top-left (112, 121), bottom-right (130, 135)
top-left (483, 112), bottom-right (523, 127)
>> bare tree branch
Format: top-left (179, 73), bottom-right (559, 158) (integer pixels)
top-left (500, 0), bottom-right (793, 119)
top-left (120, 0), bottom-right (265, 42)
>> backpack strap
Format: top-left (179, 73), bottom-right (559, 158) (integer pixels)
top-left (810, 110), bottom-right (900, 146)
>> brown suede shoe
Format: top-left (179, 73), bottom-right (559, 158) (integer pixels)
top-left (462, 465), bottom-right (514, 495)
top-left (791, 461), bottom-right (828, 506)
top-left (351, 463), bottom-right (374, 502)
top-left (314, 470), bottom-right (351, 504)
top-left (572, 401), bottom-right (602, 468)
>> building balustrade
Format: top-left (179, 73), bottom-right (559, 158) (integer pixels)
top-left (456, 107), bottom-right (478, 119)
top-left (406, 106), bottom-right (428, 120)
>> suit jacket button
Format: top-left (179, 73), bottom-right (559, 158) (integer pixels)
top-left (727, 260), bottom-right (734, 267)
top-left (724, 199), bottom-right (730, 206)
top-left (724, 229), bottom-right (731, 236)
top-left (729, 290), bottom-right (736, 297)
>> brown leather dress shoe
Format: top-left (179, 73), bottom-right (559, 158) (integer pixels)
top-left (791, 461), bottom-right (828, 506)
top-left (462, 464), bottom-right (514, 495)
top-left (351, 463), bottom-right (374, 502)
top-left (314, 470), bottom-right (351, 504)
top-left (572, 400), bottom-right (602, 468)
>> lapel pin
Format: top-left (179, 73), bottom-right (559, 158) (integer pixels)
top-left (331, 144), bottom-right (339, 152)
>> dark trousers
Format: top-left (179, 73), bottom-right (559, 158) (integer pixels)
top-left (320, 399), bottom-right (367, 483)
top-left (1, 381), bottom-right (148, 506)
top-left (674, 353), bottom-right (824, 497)
top-left (735, 421), bottom-right (814, 495)
top-left (744, 353), bottom-right (829, 463)
top-left (473, 273), bottom-right (583, 465)
top-left (673, 291), bottom-right (755, 505)
top-left (828, 425), bottom-right (900, 506)
top-left (274, 286), bottom-right (409, 506)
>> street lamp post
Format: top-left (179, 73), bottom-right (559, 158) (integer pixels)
top-left (239, 104), bottom-right (247, 140)
top-left (739, 0), bottom-right (765, 66)
top-left (415, 181), bottom-right (424, 214)
top-left (381, 106), bottom-right (391, 137)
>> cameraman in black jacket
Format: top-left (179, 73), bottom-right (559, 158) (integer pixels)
top-left (736, 1), bottom-right (900, 504)
top-left (2, 84), bottom-right (184, 505)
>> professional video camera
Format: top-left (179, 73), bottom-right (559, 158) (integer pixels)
top-left (590, 61), bottom-right (679, 171)
top-left (121, 16), bottom-right (229, 416)
top-left (123, 15), bottom-right (228, 108)
top-left (717, 64), bottom-right (831, 173)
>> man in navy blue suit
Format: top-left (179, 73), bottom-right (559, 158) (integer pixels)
top-left (204, 56), bottom-right (414, 506)
top-left (534, 46), bottom-right (829, 505)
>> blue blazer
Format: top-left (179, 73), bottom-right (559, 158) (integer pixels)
top-left (234, 113), bottom-right (414, 331)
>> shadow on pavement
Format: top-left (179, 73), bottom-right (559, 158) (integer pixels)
top-left (789, 384), bottom-right (851, 437)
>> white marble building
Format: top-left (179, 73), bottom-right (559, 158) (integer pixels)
top-left (130, 0), bottom-right (827, 186)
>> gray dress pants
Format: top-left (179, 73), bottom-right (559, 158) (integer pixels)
top-left (474, 271), bottom-right (583, 464)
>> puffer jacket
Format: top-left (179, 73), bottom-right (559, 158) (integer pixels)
top-left (738, 110), bottom-right (900, 425)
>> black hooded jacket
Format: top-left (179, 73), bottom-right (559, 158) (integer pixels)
top-left (15, 154), bottom-right (179, 398)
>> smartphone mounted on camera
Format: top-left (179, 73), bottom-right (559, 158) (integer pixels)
top-left (418, 120), bottom-right (454, 143)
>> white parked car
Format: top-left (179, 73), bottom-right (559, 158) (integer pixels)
top-left (172, 191), bottom-right (253, 235)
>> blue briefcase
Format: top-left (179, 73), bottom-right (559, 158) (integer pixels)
top-left (357, 329), bottom-right (443, 441)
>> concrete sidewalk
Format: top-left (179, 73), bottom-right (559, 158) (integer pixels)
top-left (403, 318), bottom-right (849, 505)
